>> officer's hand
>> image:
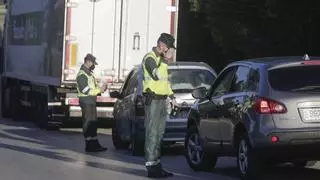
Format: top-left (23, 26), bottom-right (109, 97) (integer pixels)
top-left (102, 83), bottom-right (108, 92)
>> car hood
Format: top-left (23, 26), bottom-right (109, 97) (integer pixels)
top-left (174, 93), bottom-right (196, 107)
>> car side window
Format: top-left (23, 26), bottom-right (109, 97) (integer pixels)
top-left (124, 71), bottom-right (138, 96)
top-left (120, 70), bottom-right (134, 96)
top-left (247, 68), bottom-right (260, 92)
top-left (230, 66), bottom-right (251, 93)
top-left (209, 67), bottom-right (237, 97)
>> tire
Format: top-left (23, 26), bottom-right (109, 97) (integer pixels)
top-left (237, 134), bottom-right (263, 180)
top-left (11, 86), bottom-right (22, 121)
top-left (112, 124), bottom-right (130, 150)
top-left (185, 126), bottom-right (217, 172)
top-left (2, 86), bottom-right (11, 118)
top-left (293, 161), bottom-right (317, 168)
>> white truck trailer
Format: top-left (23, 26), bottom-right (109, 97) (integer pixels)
top-left (1, 0), bottom-right (179, 129)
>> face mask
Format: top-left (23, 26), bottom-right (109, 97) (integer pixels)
top-left (90, 64), bottom-right (95, 71)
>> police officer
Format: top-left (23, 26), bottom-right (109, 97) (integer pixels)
top-left (76, 53), bottom-right (108, 152)
top-left (142, 33), bottom-right (177, 178)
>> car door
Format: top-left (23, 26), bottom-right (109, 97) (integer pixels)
top-left (198, 67), bottom-right (237, 149)
top-left (219, 66), bottom-right (252, 150)
top-left (114, 70), bottom-right (135, 137)
top-left (119, 70), bottom-right (138, 140)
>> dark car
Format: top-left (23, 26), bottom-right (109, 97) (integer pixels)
top-left (185, 56), bottom-right (320, 179)
top-left (110, 61), bottom-right (217, 155)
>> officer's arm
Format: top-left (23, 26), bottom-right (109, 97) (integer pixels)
top-left (144, 57), bottom-right (159, 80)
top-left (168, 82), bottom-right (175, 99)
top-left (77, 74), bottom-right (101, 96)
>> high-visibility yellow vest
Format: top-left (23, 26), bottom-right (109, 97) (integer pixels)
top-left (142, 51), bottom-right (173, 96)
top-left (77, 70), bottom-right (101, 97)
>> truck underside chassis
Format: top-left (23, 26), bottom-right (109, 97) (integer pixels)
top-left (1, 77), bottom-right (115, 130)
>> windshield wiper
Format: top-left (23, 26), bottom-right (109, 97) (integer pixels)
top-left (291, 85), bottom-right (320, 92)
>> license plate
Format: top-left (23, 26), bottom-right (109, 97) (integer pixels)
top-left (301, 108), bottom-right (320, 122)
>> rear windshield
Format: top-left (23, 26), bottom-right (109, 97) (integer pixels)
top-left (269, 65), bottom-right (320, 92)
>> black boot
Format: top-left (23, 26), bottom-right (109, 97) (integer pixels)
top-left (85, 140), bottom-right (107, 152)
top-left (147, 164), bottom-right (174, 178)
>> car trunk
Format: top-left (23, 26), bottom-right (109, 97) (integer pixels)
top-left (268, 64), bottom-right (320, 129)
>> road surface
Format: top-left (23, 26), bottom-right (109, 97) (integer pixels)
top-left (1, 119), bottom-right (320, 180)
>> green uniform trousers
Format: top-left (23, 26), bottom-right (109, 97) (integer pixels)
top-left (144, 99), bottom-right (167, 167)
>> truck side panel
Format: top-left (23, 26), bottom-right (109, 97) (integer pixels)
top-left (118, 0), bottom-right (179, 80)
top-left (4, 0), bottom-right (65, 86)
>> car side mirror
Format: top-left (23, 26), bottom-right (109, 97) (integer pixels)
top-left (109, 91), bottom-right (122, 99)
top-left (191, 87), bottom-right (208, 99)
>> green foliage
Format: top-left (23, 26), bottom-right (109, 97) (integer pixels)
top-left (201, 0), bottom-right (320, 63)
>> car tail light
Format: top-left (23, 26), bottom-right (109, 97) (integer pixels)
top-left (254, 97), bottom-right (287, 114)
top-left (271, 136), bottom-right (279, 143)
top-left (302, 60), bottom-right (320, 65)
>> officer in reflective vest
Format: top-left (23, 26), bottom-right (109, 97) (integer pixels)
top-left (76, 53), bottom-right (108, 152)
top-left (142, 33), bottom-right (177, 178)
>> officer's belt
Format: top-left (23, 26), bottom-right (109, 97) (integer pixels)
top-left (143, 93), bottom-right (167, 100)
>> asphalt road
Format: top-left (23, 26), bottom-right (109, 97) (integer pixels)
top-left (1, 119), bottom-right (320, 180)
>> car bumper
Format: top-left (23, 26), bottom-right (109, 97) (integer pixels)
top-left (253, 129), bottom-right (320, 160)
top-left (134, 117), bottom-right (187, 143)
top-left (69, 106), bottom-right (114, 118)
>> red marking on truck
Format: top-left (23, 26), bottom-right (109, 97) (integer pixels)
top-left (170, 0), bottom-right (176, 35)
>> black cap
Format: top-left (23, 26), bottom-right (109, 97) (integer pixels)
top-left (84, 53), bottom-right (98, 65)
top-left (158, 33), bottom-right (175, 49)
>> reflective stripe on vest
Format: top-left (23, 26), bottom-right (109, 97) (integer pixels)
top-left (76, 70), bottom-right (101, 97)
top-left (142, 51), bottom-right (172, 95)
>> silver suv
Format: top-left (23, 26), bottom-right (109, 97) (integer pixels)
top-left (185, 56), bottom-right (320, 180)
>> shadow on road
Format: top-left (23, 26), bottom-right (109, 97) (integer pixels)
top-left (0, 142), bottom-right (148, 178)
top-left (0, 119), bottom-right (192, 179)
top-left (3, 118), bottom-right (320, 180)
top-left (207, 162), bottom-right (320, 180)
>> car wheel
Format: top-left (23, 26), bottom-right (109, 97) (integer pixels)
top-left (292, 161), bottom-right (317, 168)
top-left (112, 124), bottom-right (130, 150)
top-left (185, 126), bottom-right (217, 171)
top-left (237, 134), bottom-right (262, 180)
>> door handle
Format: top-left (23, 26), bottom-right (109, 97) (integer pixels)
top-left (133, 32), bottom-right (140, 50)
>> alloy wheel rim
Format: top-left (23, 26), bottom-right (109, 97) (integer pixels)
top-left (187, 133), bottom-right (203, 165)
top-left (238, 140), bottom-right (248, 175)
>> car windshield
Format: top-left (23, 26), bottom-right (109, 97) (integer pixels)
top-left (168, 68), bottom-right (215, 92)
top-left (269, 65), bottom-right (320, 92)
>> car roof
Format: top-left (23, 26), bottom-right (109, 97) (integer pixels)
top-left (132, 61), bottom-right (216, 73)
top-left (229, 55), bottom-right (320, 69)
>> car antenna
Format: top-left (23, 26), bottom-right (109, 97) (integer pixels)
top-left (303, 54), bottom-right (310, 61)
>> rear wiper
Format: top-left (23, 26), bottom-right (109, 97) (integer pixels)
top-left (291, 86), bottom-right (320, 92)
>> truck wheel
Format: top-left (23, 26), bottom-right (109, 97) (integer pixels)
top-left (11, 86), bottom-right (22, 121)
top-left (237, 134), bottom-right (263, 180)
top-left (185, 126), bottom-right (217, 172)
top-left (2, 86), bottom-right (11, 118)
top-left (112, 124), bottom-right (130, 150)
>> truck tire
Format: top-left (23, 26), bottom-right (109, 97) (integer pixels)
top-left (34, 92), bottom-right (59, 131)
top-left (2, 86), bottom-right (11, 118)
top-left (11, 85), bottom-right (22, 121)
